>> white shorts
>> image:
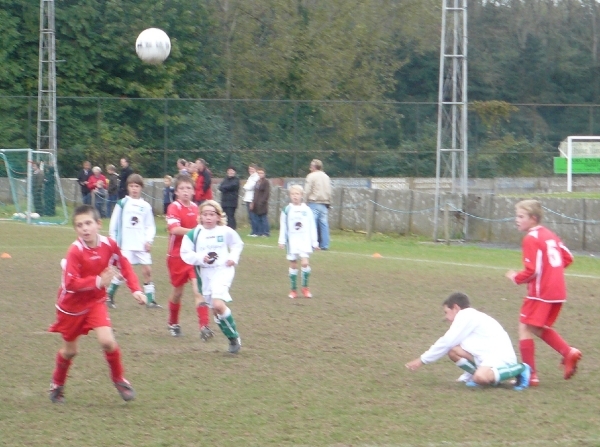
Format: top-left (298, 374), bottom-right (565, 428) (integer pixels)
top-left (200, 266), bottom-right (235, 307)
top-left (286, 252), bottom-right (310, 261)
top-left (122, 250), bottom-right (152, 265)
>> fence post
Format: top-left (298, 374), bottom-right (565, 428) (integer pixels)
top-left (366, 189), bottom-right (377, 239)
top-left (407, 189), bottom-right (414, 235)
top-left (444, 198), bottom-right (450, 245)
top-left (487, 193), bottom-right (494, 242)
top-left (336, 188), bottom-right (345, 231)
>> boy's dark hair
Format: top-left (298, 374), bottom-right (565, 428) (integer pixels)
top-left (249, 163), bottom-right (258, 169)
top-left (443, 292), bottom-right (471, 310)
top-left (173, 173), bottom-right (194, 190)
top-left (127, 173), bottom-right (144, 188)
top-left (227, 166), bottom-right (237, 172)
top-left (73, 205), bottom-right (100, 224)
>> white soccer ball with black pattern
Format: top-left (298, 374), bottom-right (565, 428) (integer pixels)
top-left (135, 28), bottom-right (171, 65)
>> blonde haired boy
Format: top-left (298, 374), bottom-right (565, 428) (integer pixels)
top-left (278, 184), bottom-right (319, 298)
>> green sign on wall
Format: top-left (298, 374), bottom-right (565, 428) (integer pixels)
top-left (554, 157), bottom-right (600, 174)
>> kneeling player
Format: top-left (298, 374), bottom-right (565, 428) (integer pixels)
top-left (405, 292), bottom-right (531, 390)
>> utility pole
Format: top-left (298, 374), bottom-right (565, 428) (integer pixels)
top-left (433, 0), bottom-right (468, 242)
top-left (37, 0), bottom-right (57, 161)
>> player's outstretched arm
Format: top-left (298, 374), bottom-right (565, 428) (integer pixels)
top-left (132, 291), bottom-right (147, 305)
top-left (405, 358), bottom-right (424, 371)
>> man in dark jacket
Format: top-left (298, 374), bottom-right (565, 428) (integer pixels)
top-left (118, 157), bottom-right (133, 199)
top-left (251, 167), bottom-right (270, 237)
top-left (218, 166), bottom-right (240, 230)
top-left (77, 160), bottom-right (92, 204)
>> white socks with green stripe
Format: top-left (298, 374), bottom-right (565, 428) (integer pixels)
top-left (492, 363), bottom-right (526, 384)
top-left (455, 358), bottom-right (477, 374)
top-left (143, 282), bottom-right (156, 304)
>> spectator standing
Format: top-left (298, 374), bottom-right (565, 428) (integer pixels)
top-left (32, 161), bottom-right (45, 215)
top-left (106, 164), bottom-right (119, 218)
top-left (43, 160), bottom-right (56, 216)
top-left (194, 158), bottom-right (213, 204)
top-left (118, 158), bottom-right (133, 199)
top-left (88, 166), bottom-right (107, 218)
top-left (218, 166), bottom-right (240, 230)
top-left (252, 168), bottom-right (270, 237)
top-left (304, 159), bottom-right (332, 250)
top-left (77, 161), bottom-right (92, 205)
top-left (243, 164), bottom-right (260, 236)
top-left (163, 175), bottom-right (174, 215)
top-left (177, 158), bottom-right (188, 176)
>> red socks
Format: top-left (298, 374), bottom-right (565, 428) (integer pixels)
top-left (519, 339), bottom-right (536, 374)
top-left (540, 328), bottom-right (570, 357)
top-left (168, 301), bottom-right (181, 325)
top-left (52, 352), bottom-right (72, 386)
top-left (197, 304), bottom-right (210, 328)
top-left (104, 347), bottom-right (124, 383)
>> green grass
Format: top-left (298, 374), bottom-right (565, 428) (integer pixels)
top-left (1, 222), bottom-right (599, 446)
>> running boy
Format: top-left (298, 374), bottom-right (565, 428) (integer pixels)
top-left (406, 292), bottom-right (531, 390)
top-left (278, 184), bottom-right (319, 299)
top-left (48, 205), bottom-right (146, 403)
top-left (166, 174), bottom-right (213, 339)
top-left (505, 199), bottom-right (581, 386)
top-left (107, 174), bottom-right (160, 309)
top-left (180, 200), bottom-right (244, 353)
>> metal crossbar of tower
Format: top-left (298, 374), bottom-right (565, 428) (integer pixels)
top-left (37, 0), bottom-right (57, 160)
top-left (433, 0), bottom-right (468, 241)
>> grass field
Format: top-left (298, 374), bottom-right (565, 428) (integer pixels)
top-left (1, 221), bottom-right (599, 447)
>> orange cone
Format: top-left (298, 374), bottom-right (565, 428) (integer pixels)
top-left (1, 252), bottom-right (12, 259)
top-left (372, 253), bottom-right (382, 258)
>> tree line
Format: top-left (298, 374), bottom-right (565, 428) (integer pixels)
top-left (1, 0), bottom-right (600, 178)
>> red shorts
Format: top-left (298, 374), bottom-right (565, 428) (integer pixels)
top-left (48, 301), bottom-right (111, 342)
top-left (167, 256), bottom-right (195, 287)
top-left (519, 298), bottom-right (563, 328)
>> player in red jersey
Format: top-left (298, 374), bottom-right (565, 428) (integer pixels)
top-left (165, 174), bottom-right (213, 339)
top-left (48, 205), bottom-right (146, 403)
top-left (505, 199), bottom-right (581, 386)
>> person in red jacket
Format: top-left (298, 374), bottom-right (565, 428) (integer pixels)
top-left (505, 199), bottom-right (581, 387)
top-left (194, 158), bottom-right (213, 204)
top-left (48, 205), bottom-right (147, 403)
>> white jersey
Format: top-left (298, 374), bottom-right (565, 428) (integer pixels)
top-left (420, 308), bottom-right (517, 367)
top-left (109, 196), bottom-right (156, 251)
top-left (278, 203), bottom-right (318, 254)
top-left (180, 225), bottom-right (244, 269)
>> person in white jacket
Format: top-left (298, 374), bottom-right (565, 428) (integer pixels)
top-left (405, 292), bottom-right (531, 390)
top-left (180, 200), bottom-right (244, 353)
top-left (242, 164), bottom-right (260, 236)
top-left (278, 185), bottom-right (319, 299)
top-left (107, 174), bottom-right (160, 308)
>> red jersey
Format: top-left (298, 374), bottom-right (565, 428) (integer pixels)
top-left (166, 200), bottom-right (199, 257)
top-left (194, 169), bottom-right (213, 202)
top-left (513, 225), bottom-right (573, 303)
top-left (56, 235), bottom-right (142, 315)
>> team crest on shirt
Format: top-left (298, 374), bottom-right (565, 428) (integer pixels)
top-left (295, 222), bottom-right (303, 230)
top-left (207, 252), bottom-right (218, 264)
top-left (131, 216), bottom-right (139, 226)
top-left (217, 236), bottom-right (224, 242)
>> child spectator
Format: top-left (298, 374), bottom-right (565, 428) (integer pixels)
top-left (107, 174), bottom-right (160, 309)
top-left (181, 200), bottom-right (244, 353)
top-left (88, 166), bottom-right (107, 218)
top-left (48, 205), bottom-right (146, 403)
top-left (278, 184), bottom-right (319, 299)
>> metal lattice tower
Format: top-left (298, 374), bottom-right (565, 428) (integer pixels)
top-left (37, 0), bottom-right (57, 160)
top-left (433, 0), bottom-right (468, 241)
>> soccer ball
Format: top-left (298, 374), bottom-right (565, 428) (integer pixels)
top-left (135, 28), bottom-right (171, 65)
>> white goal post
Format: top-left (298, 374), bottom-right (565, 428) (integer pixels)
top-left (558, 136), bottom-right (600, 192)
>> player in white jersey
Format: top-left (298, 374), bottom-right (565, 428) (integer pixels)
top-left (406, 292), bottom-right (532, 390)
top-left (180, 200), bottom-right (244, 353)
top-left (107, 174), bottom-right (160, 308)
top-left (278, 184), bottom-right (319, 299)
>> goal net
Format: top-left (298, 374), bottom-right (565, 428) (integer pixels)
top-left (0, 149), bottom-right (69, 224)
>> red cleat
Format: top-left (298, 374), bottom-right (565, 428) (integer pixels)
top-left (288, 290), bottom-right (297, 299)
top-left (563, 348), bottom-right (582, 380)
top-left (301, 287), bottom-right (312, 298)
top-left (529, 372), bottom-right (540, 387)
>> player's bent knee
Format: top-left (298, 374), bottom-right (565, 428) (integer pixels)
top-left (473, 368), bottom-right (495, 385)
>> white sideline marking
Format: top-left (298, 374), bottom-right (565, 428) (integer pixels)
top-left (320, 439), bottom-right (600, 447)
top-left (250, 244), bottom-right (600, 280)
